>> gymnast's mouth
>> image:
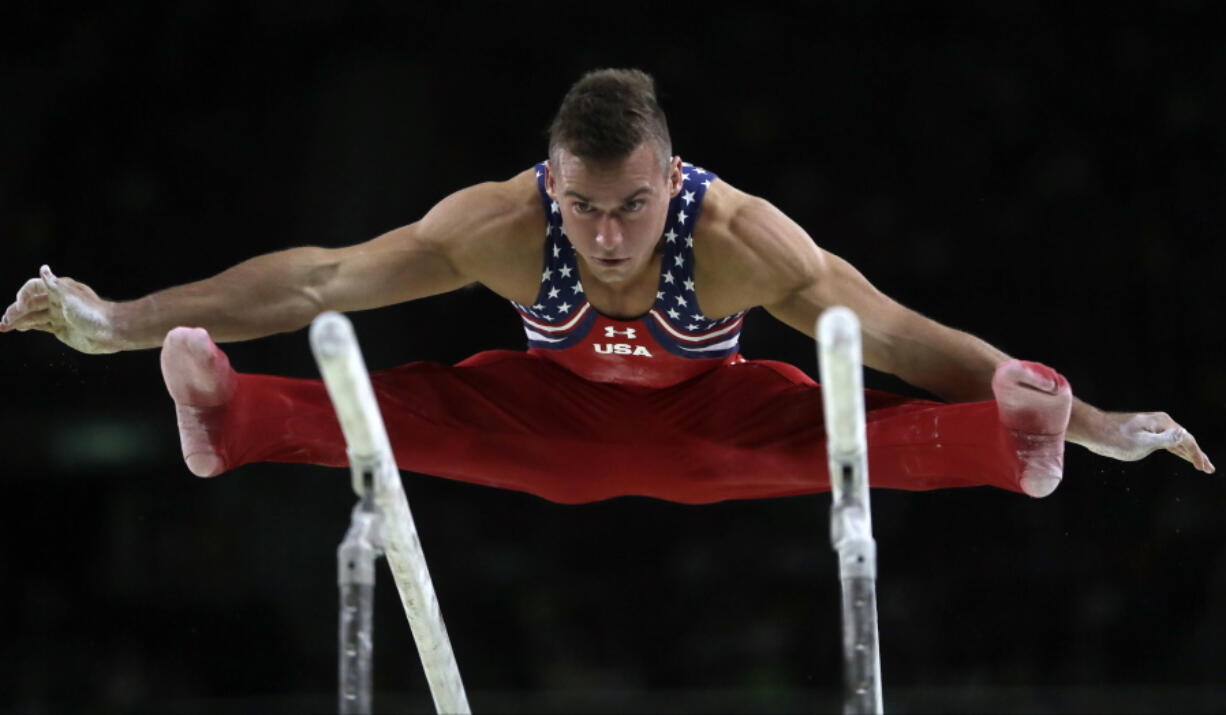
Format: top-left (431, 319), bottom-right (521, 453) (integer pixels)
top-left (593, 257), bottom-right (629, 267)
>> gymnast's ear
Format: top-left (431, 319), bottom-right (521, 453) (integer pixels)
top-left (668, 156), bottom-right (683, 197)
top-left (543, 160), bottom-right (556, 199)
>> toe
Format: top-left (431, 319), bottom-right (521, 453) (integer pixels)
top-left (161, 327), bottom-right (235, 407)
top-left (1020, 472), bottom-right (1061, 498)
top-left (994, 359), bottom-right (1068, 396)
top-left (185, 452), bottom-right (225, 477)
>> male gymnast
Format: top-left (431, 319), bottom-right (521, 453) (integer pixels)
top-left (1, 69), bottom-right (1213, 504)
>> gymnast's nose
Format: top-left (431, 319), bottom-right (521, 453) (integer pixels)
top-left (594, 215), bottom-right (624, 252)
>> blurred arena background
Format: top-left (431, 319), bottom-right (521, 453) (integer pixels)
top-left (2, 2), bottom-right (1223, 712)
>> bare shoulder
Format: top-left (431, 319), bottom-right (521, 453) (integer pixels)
top-left (420, 168), bottom-right (547, 302)
top-left (418, 168), bottom-right (543, 250)
top-left (694, 177), bottom-right (824, 315)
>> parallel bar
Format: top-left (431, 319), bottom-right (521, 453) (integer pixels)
top-left (338, 503), bottom-right (380, 714)
top-left (311, 311), bottom-right (471, 715)
top-left (818, 307), bottom-right (884, 715)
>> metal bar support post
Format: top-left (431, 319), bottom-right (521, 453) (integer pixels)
top-left (338, 486), bottom-right (381, 714)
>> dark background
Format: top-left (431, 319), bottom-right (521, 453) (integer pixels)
top-left (3, 2), bottom-right (1223, 713)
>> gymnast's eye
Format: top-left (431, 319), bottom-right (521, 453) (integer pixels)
top-left (573, 202), bottom-right (594, 214)
top-left (622, 200), bottom-right (645, 212)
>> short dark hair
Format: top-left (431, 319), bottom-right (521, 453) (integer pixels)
top-left (548, 68), bottom-right (673, 170)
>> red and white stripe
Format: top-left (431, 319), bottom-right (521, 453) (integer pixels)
top-left (516, 302), bottom-right (593, 333)
top-left (648, 310), bottom-right (744, 344)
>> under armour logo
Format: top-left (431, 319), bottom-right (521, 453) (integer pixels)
top-left (605, 326), bottom-right (637, 339)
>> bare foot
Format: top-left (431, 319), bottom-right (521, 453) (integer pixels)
top-left (992, 360), bottom-right (1073, 498)
top-left (160, 327), bottom-right (236, 477)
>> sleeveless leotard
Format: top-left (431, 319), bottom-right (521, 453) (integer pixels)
top-left (512, 161), bottom-right (747, 388)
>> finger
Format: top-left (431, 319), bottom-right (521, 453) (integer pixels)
top-left (3, 278), bottom-right (48, 322)
top-left (16, 291), bottom-right (49, 314)
top-left (15, 277), bottom-right (48, 303)
top-left (10, 309), bottom-right (51, 332)
top-left (2, 291), bottom-right (50, 330)
top-left (40, 265), bottom-right (62, 293)
top-left (1169, 440), bottom-right (1195, 466)
top-left (11, 287), bottom-right (49, 318)
top-left (1160, 427), bottom-right (1213, 474)
top-left (1175, 432), bottom-right (1214, 474)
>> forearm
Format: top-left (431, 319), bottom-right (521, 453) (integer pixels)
top-left (885, 318), bottom-right (1010, 403)
top-left (1066, 398), bottom-right (1107, 447)
top-left (890, 317), bottom-right (1107, 442)
top-left (112, 246), bottom-right (337, 349)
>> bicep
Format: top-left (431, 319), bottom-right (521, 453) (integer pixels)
top-left (722, 194), bottom-right (909, 372)
top-left (319, 183), bottom-right (519, 313)
top-left (321, 222), bottom-right (470, 313)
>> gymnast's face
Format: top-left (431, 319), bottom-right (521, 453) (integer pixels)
top-left (546, 142), bottom-right (683, 286)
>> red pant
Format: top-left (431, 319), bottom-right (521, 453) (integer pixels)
top-left (212, 350), bottom-right (1023, 504)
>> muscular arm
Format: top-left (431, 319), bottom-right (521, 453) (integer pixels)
top-left (115, 218), bottom-right (469, 349)
top-left (748, 200), bottom-right (1015, 398)
top-left (707, 188), bottom-right (1010, 398)
top-left (766, 246), bottom-right (1012, 402)
top-left (2, 178), bottom-right (532, 352)
top-left (98, 239), bottom-right (438, 348)
top-left (706, 184), bottom-right (1211, 472)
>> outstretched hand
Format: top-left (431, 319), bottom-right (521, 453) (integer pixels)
top-left (0, 266), bottom-right (122, 354)
top-left (1078, 410), bottom-right (1214, 474)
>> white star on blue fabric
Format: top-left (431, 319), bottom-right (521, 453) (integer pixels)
top-left (525, 161), bottom-right (733, 346)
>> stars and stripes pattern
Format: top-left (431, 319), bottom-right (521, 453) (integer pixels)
top-left (514, 160), bottom-right (745, 358)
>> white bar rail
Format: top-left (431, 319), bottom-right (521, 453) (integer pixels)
top-left (818, 306), bottom-right (884, 715)
top-left (311, 311), bottom-right (471, 715)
